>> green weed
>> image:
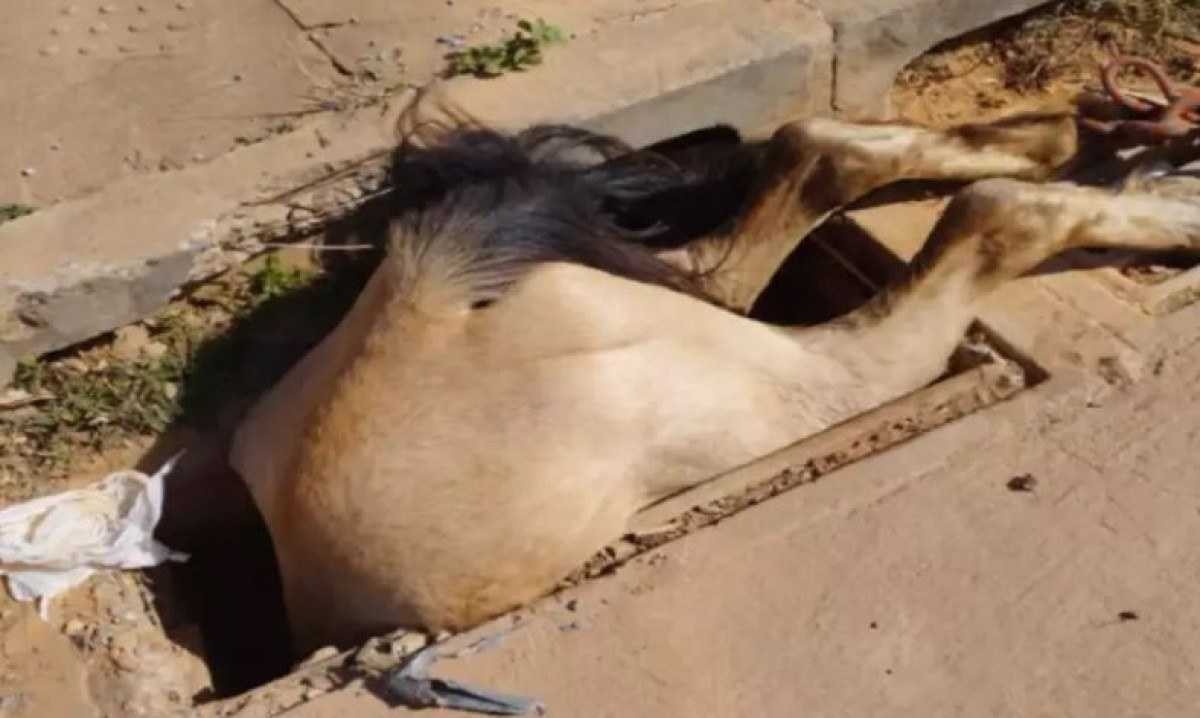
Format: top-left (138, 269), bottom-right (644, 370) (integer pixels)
top-left (446, 18), bottom-right (567, 78)
top-left (248, 253), bottom-right (315, 302)
top-left (0, 250), bottom-right (351, 490)
top-left (0, 204), bottom-right (34, 225)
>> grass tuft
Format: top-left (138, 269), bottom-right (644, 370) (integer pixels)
top-left (0, 250), bottom-right (367, 500)
top-left (445, 18), bottom-right (567, 78)
top-left (0, 203), bottom-right (35, 225)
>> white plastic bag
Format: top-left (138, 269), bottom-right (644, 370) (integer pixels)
top-left (0, 454), bottom-right (188, 619)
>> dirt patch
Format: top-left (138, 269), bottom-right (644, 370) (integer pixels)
top-left (0, 569), bottom-right (210, 718)
top-left (0, 247), bottom-right (377, 506)
top-left (893, 0), bottom-right (1200, 126)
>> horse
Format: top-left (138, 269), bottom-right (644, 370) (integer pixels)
top-left (228, 90), bottom-right (1200, 659)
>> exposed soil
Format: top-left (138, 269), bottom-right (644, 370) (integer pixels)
top-left (3, 3), bottom-right (1200, 717)
top-left (892, 0), bottom-right (1200, 126)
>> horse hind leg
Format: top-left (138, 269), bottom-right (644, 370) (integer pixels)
top-left (800, 176), bottom-right (1200, 404)
top-left (662, 112), bottom-right (1083, 312)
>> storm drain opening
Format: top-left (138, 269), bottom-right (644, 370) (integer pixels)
top-left (149, 490), bottom-right (295, 700)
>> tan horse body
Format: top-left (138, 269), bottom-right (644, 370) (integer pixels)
top-left (230, 108), bottom-right (1200, 653)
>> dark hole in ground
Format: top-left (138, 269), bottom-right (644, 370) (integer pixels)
top-left (161, 506), bottom-right (293, 697)
top-left (750, 212), bottom-right (908, 325)
top-left (140, 202), bottom-right (913, 705)
top-left (140, 213), bottom-right (391, 701)
top-left (1118, 248), bottom-right (1200, 285)
top-left (148, 446), bottom-right (296, 700)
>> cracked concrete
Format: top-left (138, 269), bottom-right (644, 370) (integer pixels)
top-left (2, 0), bottom-right (343, 205)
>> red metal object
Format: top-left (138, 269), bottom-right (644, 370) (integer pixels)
top-left (1079, 55), bottom-right (1200, 145)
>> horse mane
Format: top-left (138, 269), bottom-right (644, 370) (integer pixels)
top-left (378, 87), bottom-right (763, 314)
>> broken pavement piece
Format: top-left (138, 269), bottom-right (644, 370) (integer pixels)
top-left (0, 454), bottom-right (188, 619)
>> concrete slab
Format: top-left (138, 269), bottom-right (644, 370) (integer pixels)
top-left (0, 108), bottom-right (397, 385)
top-left (278, 0), bottom-right (716, 89)
top-left (2, 0), bottom-right (340, 204)
top-left (437, 1), bottom-right (833, 144)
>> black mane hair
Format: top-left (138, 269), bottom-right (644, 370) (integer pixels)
top-left (381, 98), bottom-right (766, 309)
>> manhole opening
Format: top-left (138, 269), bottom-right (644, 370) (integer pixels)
top-left (137, 205), bottom-right (969, 704)
top-left (148, 463), bottom-right (294, 700)
top-left (750, 212), bottom-right (907, 326)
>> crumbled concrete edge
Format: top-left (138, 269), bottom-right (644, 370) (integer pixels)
top-left (0, 0), bottom-right (1050, 387)
top-left (0, 150), bottom-right (391, 385)
top-left (0, 249), bottom-right (198, 376)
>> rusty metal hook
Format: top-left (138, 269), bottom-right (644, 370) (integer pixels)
top-left (1099, 56), bottom-right (1180, 114)
top-left (1080, 55), bottom-right (1200, 145)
